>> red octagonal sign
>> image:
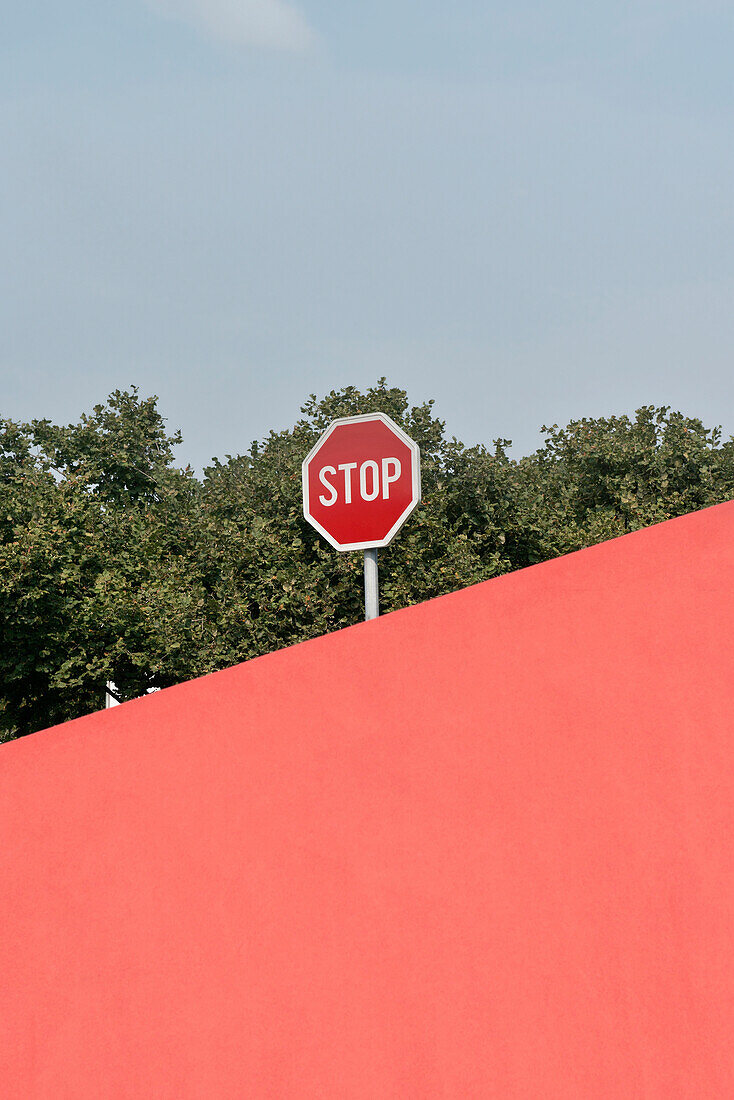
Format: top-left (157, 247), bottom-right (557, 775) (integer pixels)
top-left (302, 413), bottom-right (421, 551)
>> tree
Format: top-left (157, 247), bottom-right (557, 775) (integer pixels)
top-left (1, 386), bottom-right (733, 742)
top-left (514, 407), bottom-right (734, 560)
top-left (0, 389), bottom-right (198, 737)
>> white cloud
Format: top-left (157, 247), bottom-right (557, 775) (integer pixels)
top-left (148, 0), bottom-right (317, 52)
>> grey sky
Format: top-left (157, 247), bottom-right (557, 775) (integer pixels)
top-left (2, 1), bottom-right (733, 468)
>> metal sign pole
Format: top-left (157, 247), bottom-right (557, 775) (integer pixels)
top-left (364, 548), bottom-right (379, 621)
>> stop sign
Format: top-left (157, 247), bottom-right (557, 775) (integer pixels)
top-left (302, 413), bottom-right (421, 551)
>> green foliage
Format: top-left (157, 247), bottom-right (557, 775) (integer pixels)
top-left (1, 384), bottom-right (733, 741)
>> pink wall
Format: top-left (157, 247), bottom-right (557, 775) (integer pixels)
top-left (3, 503), bottom-right (734, 1097)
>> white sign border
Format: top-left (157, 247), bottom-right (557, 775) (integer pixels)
top-left (302, 412), bottom-right (422, 552)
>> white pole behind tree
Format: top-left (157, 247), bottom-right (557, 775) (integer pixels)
top-left (105, 682), bottom-right (121, 708)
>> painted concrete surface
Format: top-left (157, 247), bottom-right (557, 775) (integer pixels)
top-left (3, 502), bottom-right (734, 1097)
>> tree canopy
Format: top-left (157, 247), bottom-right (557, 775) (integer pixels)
top-left (2, 381), bottom-right (733, 741)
